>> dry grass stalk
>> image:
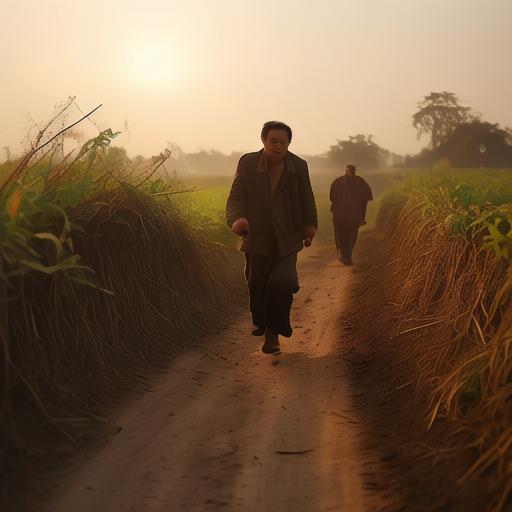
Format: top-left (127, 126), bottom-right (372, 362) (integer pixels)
top-left (376, 193), bottom-right (512, 510)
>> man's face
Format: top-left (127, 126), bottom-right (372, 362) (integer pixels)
top-left (345, 166), bottom-right (355, 176)
top-left (262, 129), bottom-right (290, 163)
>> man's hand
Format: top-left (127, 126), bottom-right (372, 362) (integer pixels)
top-left (232, 217), bottom-right (249, 238)
top-left (302, 225), bottom-right (317, 247)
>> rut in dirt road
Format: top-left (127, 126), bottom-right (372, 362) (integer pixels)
top-left (44, 246), bottom-right (391, 512)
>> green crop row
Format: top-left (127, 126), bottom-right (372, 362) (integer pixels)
top-left (380, 160), bottom-right (512, 260)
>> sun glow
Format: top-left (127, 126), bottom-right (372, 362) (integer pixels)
top-left (129, 41), bottom-right (177, 86)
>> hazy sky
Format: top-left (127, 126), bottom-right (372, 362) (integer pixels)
top-left (1, 0), bottom-right (511, 159)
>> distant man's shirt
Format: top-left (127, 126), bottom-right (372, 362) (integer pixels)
top-left (330, 175), bottom-right (373, 225)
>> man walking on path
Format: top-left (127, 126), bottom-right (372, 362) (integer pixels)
top-left (330, 164), bottom-right (373, 265)
top-left (226, 121), bottom-right (318, 354)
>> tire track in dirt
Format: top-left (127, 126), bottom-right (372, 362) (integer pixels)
top-left (43, 245), bottom-right (392, 512)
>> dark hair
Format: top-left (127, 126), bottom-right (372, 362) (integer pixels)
top-left (261, 121), bottom-right (292, 142)
top-left (346, 164), bottom-right (356, 173)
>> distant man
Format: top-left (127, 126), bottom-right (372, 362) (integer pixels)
top-left (226, 121), bottom-right (318, 354)
top-left (330, 164), bottom-right (373, 265)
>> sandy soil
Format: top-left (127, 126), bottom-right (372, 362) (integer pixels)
top-left (42, 245), bottom-right (392, 512)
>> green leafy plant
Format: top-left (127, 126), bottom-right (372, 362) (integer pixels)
top-left (470, 206), bottom-right (512, 260)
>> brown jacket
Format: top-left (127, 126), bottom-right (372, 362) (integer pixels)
top-left (226, 149), bottom-right (317, 257)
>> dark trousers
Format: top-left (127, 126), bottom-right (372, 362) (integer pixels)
top-left (244, 253), bottom-right (299, 337)
top-left (333, 218), bottom-right (360, 260)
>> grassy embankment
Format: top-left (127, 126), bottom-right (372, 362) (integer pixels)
top-left (352, 161), bottom-right (512, 510)
top-left (0, 114), bottom-right (245, 501)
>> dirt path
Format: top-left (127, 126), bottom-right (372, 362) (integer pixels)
top-left (43, 245), bottom-right (390, 512)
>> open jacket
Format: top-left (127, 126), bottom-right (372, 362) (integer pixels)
top-left (226, 149), bottom-right (317, 257)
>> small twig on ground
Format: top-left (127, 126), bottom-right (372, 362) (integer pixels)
top-left (331, 411), bottom-right (351, 419)
top-left (395, 380), bottom-right (413, 391)
top-left (275, 449), bottom-right (315, 455)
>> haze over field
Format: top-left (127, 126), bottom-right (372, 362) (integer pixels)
top-left (1, 0), bottom-right (511, 158)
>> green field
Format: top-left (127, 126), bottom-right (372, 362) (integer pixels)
top-left (379, 164), bottom-right (512, 260)
top-left (178, 169), bottom-right (403, 247)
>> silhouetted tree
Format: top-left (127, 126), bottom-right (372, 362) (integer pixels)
top-left (327, 134), bottom-right (391, 170)
top-left (403, 121), bottom-right (512, 168)
top-left (413, 91), bottom-right (475, 149)
top-left (438, 120), bottom-right (512, 167)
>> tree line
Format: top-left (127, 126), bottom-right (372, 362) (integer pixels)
top-left (327, 91), bottom-right (512, 169)
top-left (168, 92), bottom-right (512, 172)
top-left (9, 91), bottom-right (506, 173)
